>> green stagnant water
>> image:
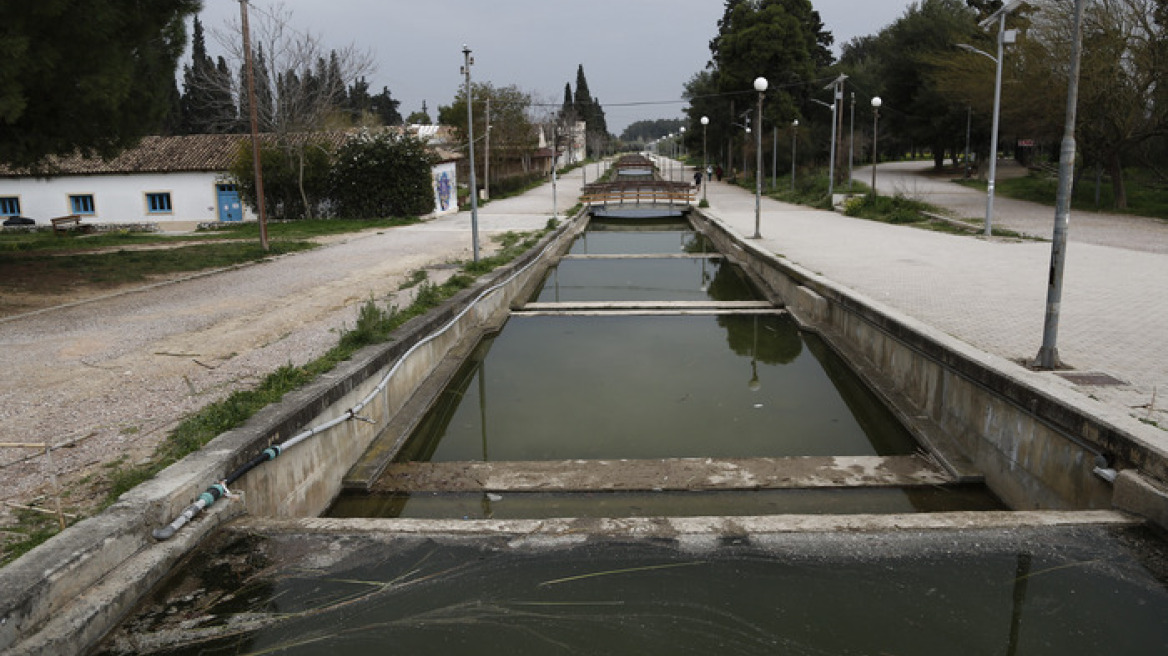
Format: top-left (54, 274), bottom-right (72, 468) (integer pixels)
top-left (95, 526), bottom-right (1168, 655)
top-left (566, 222), bottom-right (711, 255)
top-left (533, 256), bottom-right (757, 303)
top-left (393, 313), bottom-right (918, 463)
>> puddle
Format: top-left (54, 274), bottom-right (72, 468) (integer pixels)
top-left (327, 486), bottom-right (1006, 519)
top-left (94, 525), bottom-right (1168, 655)
top-left (393, 314), bottom-right (918, 463)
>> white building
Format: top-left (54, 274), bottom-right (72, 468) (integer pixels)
top-left (0, 135), bottom-right (252, 229)
top-left (0, 131), bottom-right (461, 229)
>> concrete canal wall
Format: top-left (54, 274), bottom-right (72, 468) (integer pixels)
top-left (694, 210), bottom-right (1168, 524)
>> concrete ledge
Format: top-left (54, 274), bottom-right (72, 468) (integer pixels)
top-left (1114, 470), bottom-right (1168, 530)
top-left (231, 509), bottom-right (1140, 539)
top-left (522, 300), bottom-right (776, 312)
top-left (370, 455), bottom-right (952, 493)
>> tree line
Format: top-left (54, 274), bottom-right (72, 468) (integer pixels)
top-left (684, 0), bottom-right (1167, 209)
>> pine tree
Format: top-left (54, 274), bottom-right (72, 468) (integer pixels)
top-left (370, 87), bottom-right (403, 125)
top-left (0, 0), bottom-right (201, 167)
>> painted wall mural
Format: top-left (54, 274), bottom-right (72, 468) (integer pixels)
top-left (431, 162), bottom-right (458, 215)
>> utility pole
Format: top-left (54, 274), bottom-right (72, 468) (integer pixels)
top-left (849, 92), bottom-right (856, 190)
top-left (551, 123), bottom-right (558, 219)
top-left (772, 126), bottom-right (777, 190)
top-left (461, 45), bottom-right (480, 262)
top-left (964, 105), bottom-right (972, 178)
top-left (484, 95), bottom-right (490, 201)
top-left (821, 74), bottom-right (847, 199)
top-left (239, 0), bottom-right (268, 252)
top-left (1036, 0), bottom-right (1087, 369)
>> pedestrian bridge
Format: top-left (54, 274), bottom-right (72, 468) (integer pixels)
top-left (582, 154), bottom-right (695, 218)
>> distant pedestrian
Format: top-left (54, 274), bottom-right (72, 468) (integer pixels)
top-left (715, 165), bottom-right (723, 181)
top-left (693, 170), bottom-right (702, 187)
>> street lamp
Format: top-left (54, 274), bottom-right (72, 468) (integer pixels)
top-left (790, 119), bottom-right (799, 191)
top-left (679, 126), bottom-right (687, 183)
top-left (700, 116), bottom-right (709, 203)
top-left (752, 76), bottom-right (767, 239)
top-left (958, 0), bottom-right (1023, 237)
top-left (461, 44), bottom-right (480, 262)
top-left (870, 96), bottom-right (882, 194)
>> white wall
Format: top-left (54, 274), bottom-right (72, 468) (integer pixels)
top-left (0, 171), bottom-right (253, 225)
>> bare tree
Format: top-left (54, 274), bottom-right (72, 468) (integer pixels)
top-left (204, 2), bottom-right (375, 217)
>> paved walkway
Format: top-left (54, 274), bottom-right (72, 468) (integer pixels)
top-left (691, 158), bottom-right (1168, 430)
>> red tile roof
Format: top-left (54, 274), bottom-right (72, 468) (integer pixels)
top-left (1, 129), bottom-right (459, 177)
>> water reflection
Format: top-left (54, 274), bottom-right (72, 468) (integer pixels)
top-left (394, 315), bottom-right (916, 463)
top-left (533, 257), bottom-right (759, 303)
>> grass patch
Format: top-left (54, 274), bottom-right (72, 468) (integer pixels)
top-left (954, 169), bottom-right (1168, 221)
top-left (0, 240), bottom-right (316, 294)
top-left (759, 170), bottom-right (835, 209)
top-left (208, 216), bottom-right (421, 240)
top-left (843, 193), bottom-right (933, 224)
top-left (1, 508), bottom-right (68, 566)
top-left (0, 230), bottom-right (225, 253)
top-left (398, 269), bottom-right (428, 290)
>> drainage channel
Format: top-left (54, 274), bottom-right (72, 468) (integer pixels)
top-left (90, 188), bottom-right (1168, 654)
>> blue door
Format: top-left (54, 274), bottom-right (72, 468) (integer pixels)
top-left (216, 184), bottom-right (242, 222)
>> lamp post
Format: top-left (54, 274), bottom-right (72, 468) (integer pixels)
top-left (791, 119), bottom-right (798, 191)
top-left (461, 45), bottom-right (480, 262)
top-left (700, 116), bottom-right (709, 203)
top-left (870, 96), bottom-right (882, 194)
top-left (752, 76), bottom-right (767, 239)
top-left (959, 0), bottom-right (1023, 237)
top-left (809, 98), bottom-right (837, 198)
top-left (679, 126), bottom-right (687, 183)
top-left (1036, 0), bottom-right (1087, 369)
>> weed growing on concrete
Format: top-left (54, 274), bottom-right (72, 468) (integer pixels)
top-left (1, 508), bottom-right (65, 566)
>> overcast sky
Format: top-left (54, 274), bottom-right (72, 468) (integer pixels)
top-left (194, 0), bottom-right (918, 133)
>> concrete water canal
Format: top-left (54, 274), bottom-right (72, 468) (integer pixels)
top-left (5, 156), bottom-right (1168, 654)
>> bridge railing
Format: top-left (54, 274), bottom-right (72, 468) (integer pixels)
top-left (581, 183), bottom-right (695, 207)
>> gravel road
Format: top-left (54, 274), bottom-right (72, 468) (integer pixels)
top-left (0, 166), bottom-right (597, 524)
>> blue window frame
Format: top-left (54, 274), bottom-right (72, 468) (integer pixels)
top-left (146, 192), bottom-right (173, 213)
top-left (0, 197), bottom-right (19, 216)
top-left (70, 195), bottom-right (95, 215)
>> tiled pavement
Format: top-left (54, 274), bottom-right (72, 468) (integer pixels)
top-left (692, 159), bottom-right (1168, 430)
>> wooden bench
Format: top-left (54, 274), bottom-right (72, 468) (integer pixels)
top-left (50, 214), bottom-right (84, 234)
